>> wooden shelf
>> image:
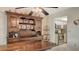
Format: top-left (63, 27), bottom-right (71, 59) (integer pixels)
top-left (19, 23), bottom-right (35, 25)
top-left (6, 11), bottom-right (44, 51)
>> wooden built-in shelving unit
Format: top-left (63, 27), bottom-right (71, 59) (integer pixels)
top-left (5, 11), bottom-right (51, 51)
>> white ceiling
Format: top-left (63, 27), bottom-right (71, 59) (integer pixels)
top-left (0, 7), bottom-right (70, 17)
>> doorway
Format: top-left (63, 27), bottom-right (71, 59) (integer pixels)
top-left (55, 16), bottom-right (67, 46)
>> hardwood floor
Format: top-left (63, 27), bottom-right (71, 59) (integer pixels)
top-left (0, 40), bottom-right (52, 51)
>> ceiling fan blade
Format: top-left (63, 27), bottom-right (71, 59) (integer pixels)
top-left (15, 7), bottom-right (26, 9)
top-left (39, 7), bottom-right (49, 15)
top-left (47, 7), bottom-right (58, 8)
top-left (28, 11), bottom-right (33, 15)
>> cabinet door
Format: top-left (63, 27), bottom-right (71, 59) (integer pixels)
top-left (8, 15), bottom-right (18, 32)
top-left (10, 16), bottom-right (17, 27)
top-left (35, 20), bottom-right (42, 31)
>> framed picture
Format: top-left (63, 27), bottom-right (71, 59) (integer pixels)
top-left (26, 25), bottom-right (30, 30)
top-left (29, 20), bottom-right (34, 24)
top-left (19, 25), bottom-right (26, 30)
top-left (25, 20), bottom-right (29, 23)
top-left (30, 25), bottom-right (34, 29)
top-left (22, 25), bottom-right (26, 29)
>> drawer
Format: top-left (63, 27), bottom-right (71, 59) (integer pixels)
top-left (25, 44), bottom-right (35, 51)
top-left (7, 46), bottom-right (23, 51)
top-left (42, 41), bottom-right (49, 48)
top-left (34, 42), bottom-right (42, 50)
top-left (7, 43), bottom-right (25, 51)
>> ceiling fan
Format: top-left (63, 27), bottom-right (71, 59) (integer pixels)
top-left (15, 7), bottom-right (58, 16)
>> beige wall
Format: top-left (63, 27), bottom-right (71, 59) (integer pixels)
top-left (42, 16), bottom-right (49, 35)
top-left (52, 7), bottom-right (79, 50)
top-left (0, 11), bottom-right (7, 46)
top-left (42, 15), bottom-right (55, 43)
